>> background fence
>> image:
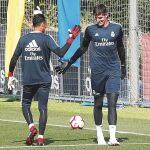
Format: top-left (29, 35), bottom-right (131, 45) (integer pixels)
top-left (0, 0), bottom-right (150, 105)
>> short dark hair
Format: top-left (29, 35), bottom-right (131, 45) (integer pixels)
top-left (32, 14), bottom-right (46, 27)
top-left (93, 4), bottom-right (107, 16)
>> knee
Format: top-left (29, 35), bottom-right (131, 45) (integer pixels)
top-left (107, 93), bottom-right (119, 108)
top-left (38, 97), bottom-right (49, 110)
top-left (22, 98), bottom-right (31, 108)
top-left (93, 92), bottom-right (104, 109)
top-left (108, 101), bottom-right (116, 108)
top-left (38, 104), bottom-right (47, 110)
top-left (38, 108), bottom-right (47, 117)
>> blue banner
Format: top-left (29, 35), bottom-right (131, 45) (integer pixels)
top-left (57, 0), bottom-right (80, 67)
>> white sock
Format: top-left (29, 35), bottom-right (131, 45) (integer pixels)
top-left (96, 125), bottom-right (105, 140)
top-left (109, 125), bottom-right (116, 141)
top-left (29, 123), bottom-right (35, 129)
top-left (38, 135), bottom-right (43, 139)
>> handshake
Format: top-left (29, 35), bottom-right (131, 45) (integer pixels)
top-left (55, 60), bottom-right (72, 74)
top-left (55, 25), bottom-right (81, 74)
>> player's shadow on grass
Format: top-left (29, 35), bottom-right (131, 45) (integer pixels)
top-left (18, 137), bottom-right (94, 145)
top-left (13, 138), bottom-right (54, 145)
top-left (93, 137), bottom-right (129, 144)
top-left (13, 137), bottom-right (129, 145)
top-left (1, 98), bottom-right (20, 102)
top-left (44, 138), bottom-right (55, 145)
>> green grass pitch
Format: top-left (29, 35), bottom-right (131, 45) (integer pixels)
top-left (0, 98), bottom-right (150, 150)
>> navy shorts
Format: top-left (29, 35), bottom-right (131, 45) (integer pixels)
top-left (91, 70), bottom-right (121, 94)
top-left (21, 83), bottom-right (51, 109)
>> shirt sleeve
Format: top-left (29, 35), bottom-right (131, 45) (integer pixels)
top-left (9, 38), bottom-right (22, 74)
top-left (68, 27), bottom-right (92, 65)
top-left (117, 26), bottom-right (126, 66)
top-left (46, 35), bottom-right (59, 51)
top-left (81, 27), bottom-right (91, 50)
top-left (46, 34), bottom-right (72, 57)
top-left (117, 26), bottom-right (124, 47)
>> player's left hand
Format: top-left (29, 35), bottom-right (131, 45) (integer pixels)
top-left (121, 65), bottom-right (126, 79)
top-left (8, 76), bottom-right (18, 90)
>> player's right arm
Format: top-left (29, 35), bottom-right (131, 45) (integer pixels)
top-left (55, 27), bottom-right (91, 74)
top-left (52, 25), bottom-right (81, 57)
top-left (8, 39), bottom-right (22, 76)
top-left (8, 39), bottom-right (22, 90)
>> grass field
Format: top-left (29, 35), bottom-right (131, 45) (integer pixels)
top-left (0, 98), bottom-right (150, 150)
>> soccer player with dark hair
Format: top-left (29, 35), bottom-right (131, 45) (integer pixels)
top-left (7, 13), bottom-right (80, 146)
top-left (55, 4), bottom-right (126, 146)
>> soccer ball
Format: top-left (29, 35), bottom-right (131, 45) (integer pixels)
top-left (69, 115), bottom-right (84, 129)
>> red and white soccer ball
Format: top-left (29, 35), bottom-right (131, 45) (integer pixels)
top-left (69, 115), bottom-right (84, 129)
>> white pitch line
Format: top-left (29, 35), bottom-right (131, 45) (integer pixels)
top-left (0, 143), bottom-right (150, 149)
top-left (125, 143), bottom-right (150, 145)
top-left (0, 144), bottom-right (98, 149)
top-left (0, 118), bottom-right (150, 137)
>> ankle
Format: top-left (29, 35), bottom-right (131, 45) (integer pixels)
top-left (38, 135), bottom-right (43, 139)
top-left (29, 123), bottom-right (36, 131)
top-left (109, 125), bottom-right (116, 140)
top-left (96, 125), bottom-right (105, 139)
